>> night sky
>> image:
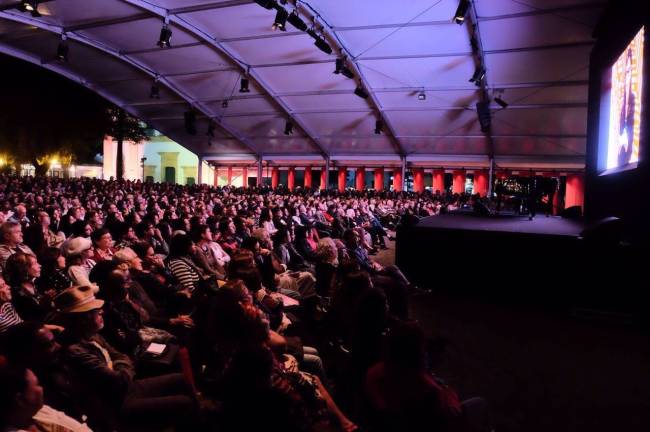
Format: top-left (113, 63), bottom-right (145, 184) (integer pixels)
top-left (0, 53), bottom-right (112, 163)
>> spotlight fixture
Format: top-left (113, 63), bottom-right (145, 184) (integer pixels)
top-left (272, 7), bottom-right (288, 31)
top-left (207, 138), bottom-right (213, 147)
top-left (334, 58), bottom-right (354, 79)
top-left (476, 101), bottom-right (491, 133)
top-left (494, 96), bottom-right (508, 108)
top-left (56, 38), bottom-right (69, 62)
top-left (354, 85), bottom-right (369, 99)
top-left (418, 91), bottom-right (426, 101)
top-left (149, 82), bottom-right (160, 99)
top-left (207, 122), bottom-right (215, 138)
top-left (239, 77), bottom-right (250, 93)
top-left (254, 0), bottom-right (276, 9)
top-left (157, 23), bottom-right (172, 48)
top-left (453, 0), bottom-right (470, 24)
top-left (313, 36), bottom-right (332, 55)
top-left (222, 99), bottom-right (229, 109)
top-left (307, 27), bottom-right (332, 54)
top-left (19, 0), bottom-right (40, 17)
top-left (284, 120), bottom-right (294, 136)
top-left (287, 10), bottom-right (308, 32)
top-left (469, 65), bottom-right (485, 85)
top-left (374, 119), bottom-right (383, 135)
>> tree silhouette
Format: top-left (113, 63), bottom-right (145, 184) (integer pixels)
top-left (103, 106), bottom-right (149, 180)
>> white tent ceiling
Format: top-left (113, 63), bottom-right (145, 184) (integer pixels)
top-left (0, 0), bottom-right (605, 169)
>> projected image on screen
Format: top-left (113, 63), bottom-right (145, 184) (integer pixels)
top-left (606, 27), bottom-right (644, 171)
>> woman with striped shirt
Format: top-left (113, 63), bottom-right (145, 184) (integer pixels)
top-left (166, 233), bottom-right (203, 295)
top-left (0, 275), bottom-right (23, 333)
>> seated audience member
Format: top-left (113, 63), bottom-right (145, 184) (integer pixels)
top-left (0, 220), bottom-right (35, 271)
top-left (314, 237), bottom-right (340, 297)
top-left (343, 229), bottom-right (410, 318)
top-left (217, 217), bottom-right (239, 254)
top-left (135, 221), bottom-right (169, 255)
top-left (166, 233), bottom-right (205, 295)
top-left (24, 211), bottom-right (66, 255)
top-left (191, 224), bottom-right (226, 280)
top-left (0, 363), bottom-right (93, 432)
top-left (8, 204), bottom-right (30, 227)
top-left (110, 251), bottom-right (194, 334)
top-left (91, 228), bottom-right (115, 262)
top-left (54, 285), bottom-right (198, 429)
top-left (365, 321), bottom-right (470, 432)
top-left (130, 241), bottom-right (185, 312)
top-left (218, 293), bottom-right (358, 432)
top-left (63, 237), bottom-right (97, 291)
top-left (35, 247), bottom-right (73, 295)
top-left (0, 322), bottom-right (114, 431)
top-left (113, 223), bottom-right (139, 251)
top-left (4, 252), bottom-right (53, 322)
top-left (69, 220), bottom-right (93, 239)
top-left (0, 275), bottom-right (23, 333)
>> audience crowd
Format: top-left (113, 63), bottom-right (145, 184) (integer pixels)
top-left (0, 175), bottom-right (488, 432)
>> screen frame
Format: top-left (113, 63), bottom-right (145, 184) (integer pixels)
top-left (597, 25), bottom-right (646, 176)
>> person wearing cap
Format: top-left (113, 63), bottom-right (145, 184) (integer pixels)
top-left (63, 237), bottom-right (97, 292)
top-left (54, 285), bottom-right (198, 429)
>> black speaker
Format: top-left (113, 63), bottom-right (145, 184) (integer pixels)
top-left (560, 205), bottom-right (582, 219)
top-left (476, 101), bottom-right (491, 133)
top-left (473, 201), bottom-right (491, 217)
top-left (580, 216), bottom-right (623, 245)
top-left (184, 111), bottom-right (197, 135)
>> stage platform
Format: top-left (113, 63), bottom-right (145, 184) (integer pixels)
top-left (415, 213), bottom-right (585, 237)
top-left (395, 212), bottom-right (643, 313)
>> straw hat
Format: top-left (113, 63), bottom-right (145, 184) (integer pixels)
top-left (54, 285), bottom-right (104, 313)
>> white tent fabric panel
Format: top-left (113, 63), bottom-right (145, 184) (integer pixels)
top-left (401, 136), bottom-right (490, 155)
top-left (0, 0), bottom-right (607, 166)
top-left (321, 136), bottom-right (397, 155)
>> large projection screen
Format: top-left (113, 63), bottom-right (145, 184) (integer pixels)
top-left (599, 26), bottom-right (644, 174)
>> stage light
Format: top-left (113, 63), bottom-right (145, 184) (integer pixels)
top-left (453, 0), bottom-right (469, 24)
top-left (354, 85), bottom-right (369, 99)
top-left (19, 0), bottom-right (40, 17)
top-left (184, 110), bottom-right (197, 135)
top-left (207, 138), bottom-right (212, 147)
top-left (418, 91), bottom-right (426, 101)
top-left (57, 39), bottom-right (69, 62)
top-left (476, 101), bottom-right (491, 133)
top-left (207, 122), bottom-right (215, 138)
top-left (254, 0), bottom-right (276, 9)
top-left (284, 120), bottom-right (293, 135)
top-left (239, 77), bottom-right (250, 93)
top-left (374, 119), bottom-right (383, 135)
top-left (222, 99), bottom-right (229, 108)
top-left (158, 23), bottom-right (172, 48)
top-left (287, 10), bottom-right (308, 32)
top-left (494, 96), bottom-right (508, 108)
top-left (272, 7), bottom-right (288, 31)
top-left (334, 58), bottom-right (354, 79)
top-left (150, 82), bottom-right (160, 99)
top-left (313, 36), bottom-right (332, 55)
top-left (469, 65), bottom-right (485, 85)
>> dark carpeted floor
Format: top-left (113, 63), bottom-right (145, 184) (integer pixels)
top-left (376, 235), bottom-right (650, 432)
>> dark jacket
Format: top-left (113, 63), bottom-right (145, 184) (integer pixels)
top-left (64, 335), bottom-right (136, 409)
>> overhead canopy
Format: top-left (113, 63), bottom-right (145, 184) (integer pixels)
top-left (0, 0), bottom-right (605, 169)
